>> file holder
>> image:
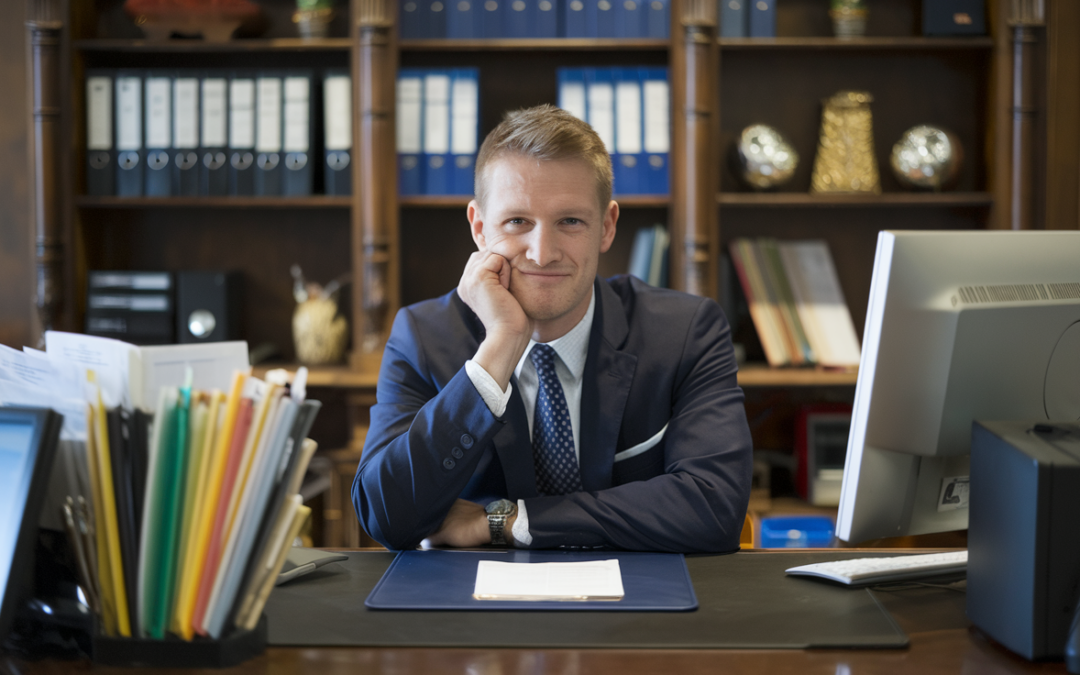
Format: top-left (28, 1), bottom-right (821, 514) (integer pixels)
top-left (92, 615), bottom-right (267, 668)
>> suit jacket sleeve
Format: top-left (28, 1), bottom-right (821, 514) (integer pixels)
top-left (522, 298), bottom-right (754, 554)
top-left (351, 305), bottom-right (504, 550)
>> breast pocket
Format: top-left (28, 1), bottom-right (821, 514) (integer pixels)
top-left (612, 423), bottom-right (667, 485)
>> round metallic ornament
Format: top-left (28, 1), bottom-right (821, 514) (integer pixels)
top-left (736, 124), bottom-right (799, 190)
top-left (889, 125), bottom-right (963, 190)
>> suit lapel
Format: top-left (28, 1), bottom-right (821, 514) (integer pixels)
top-left (578, 280), bottom-right (636, 492)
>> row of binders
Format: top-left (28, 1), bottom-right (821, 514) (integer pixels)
top-left (397, 68), bottom-right (480, 196)
top-left (80, 369), bottom-right (320, 641)
top-left (558, 67), bottom-right (670, 195)
top-left (719, 0), bottom-right (777, 38)
top-left (85, 70), bottom-right (352, 198)
top-left (400, 0), bottom-right (670, 39)
top-left (729, 238), bottom-right (861, 368)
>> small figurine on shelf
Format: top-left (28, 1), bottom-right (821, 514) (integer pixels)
top-left (890, 125), bottom-right (964, 191)
top-left (829, 0), bottom-right (867, 38)
top-left (124, 0), bottom-right (263, 42)
top-left (810, 90), bottom-right (881, 194)
top-left (291, 264), bottom-right (350, 365)
top-left (294, 0), bottom-right (335, 39)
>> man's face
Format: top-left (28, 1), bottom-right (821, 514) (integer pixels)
top-left (468, 154), bottom-right (618, 339)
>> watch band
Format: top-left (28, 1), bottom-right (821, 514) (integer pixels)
top-left (488, 513), bottom-right (509, 546)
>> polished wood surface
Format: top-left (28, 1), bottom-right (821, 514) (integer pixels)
top-left (400, 38), bottom-right (670, 51)
top-left (7, 550), bottom-right (1065, 675)
top-left (718, 192), bottom-right (995, 207)
top-left (74, 196), bottom-right (354, 209)
top-left (737, 363), bottom-right (857, 387)
top-left (720, 36), bottom-right (995, 49)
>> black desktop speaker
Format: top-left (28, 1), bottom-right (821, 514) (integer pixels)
top-left (176, 271), bottom-right (242, 343)
top-left (967, 420), bottom-right (1080, 661)
top-left (923, 0), bottom-right (986, 36)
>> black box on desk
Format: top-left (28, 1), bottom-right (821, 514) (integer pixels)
top-left (85, 271), bottom-right (174, 344)
top-left (923, 0), bottom-right (986, 35)
top-left (967, 420), bottom-right (1080, 660)
top-left (177, 271), bottom-right (242, 343)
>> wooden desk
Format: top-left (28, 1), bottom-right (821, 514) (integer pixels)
top-left (8, 551), bottom-right (1069, 675)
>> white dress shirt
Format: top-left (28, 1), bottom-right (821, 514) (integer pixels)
top-left (464, 290), bottom-right (596, 546)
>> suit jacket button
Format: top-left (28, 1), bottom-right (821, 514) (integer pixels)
top-left (451, 447), bottom-right (463, 459)
top-left (443, 458), bottom-right (456, 470)
top-left (460, 434), bottom-right (474, 449)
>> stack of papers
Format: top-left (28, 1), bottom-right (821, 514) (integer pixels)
top-left (473, 560), bottom-right (625, 602)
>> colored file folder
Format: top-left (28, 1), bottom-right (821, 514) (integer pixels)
top-left (323, 72), bottom-right (352, 196)
top-left (199, 77), bottom-right (229, 196)
top-left (614, 67), bottom-right (643, 195)
top-left (115, 74), bottom-right (144, 197)
top-left (254, 76), bottom-right (283, 196)
top-left (642, 66), bottom-right (670, 195)
top-left (172, 74), bottom-right (200, 197)
top-left (282, 73), bottom-right (313, 196)
top-left (86, 72), bottom-right (115, 196)
top-left (449, 69), bottom-right (479, 196)
top-left (228, 76), bottom-right (257, 196)
top-left (396, 71), bottom-right (424, 196)
top-left (423, 72), bottom-right (452, 195)
top-left (144, 74), bottom-right (172, 197)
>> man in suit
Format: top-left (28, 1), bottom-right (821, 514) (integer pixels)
top-left (353, 105), bottom-right (752, 553)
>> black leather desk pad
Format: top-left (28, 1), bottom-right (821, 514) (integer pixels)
top-left (264, 550), bottom-right (915, 649)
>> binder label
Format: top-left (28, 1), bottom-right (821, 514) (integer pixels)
top-left (116, 77), bottom-right (142, 151)
top-left (283, 76), bottom-right (310, 153)
top-left (396, 77), bottom-right (423, 154)
top-left (202, 79), bottom-right (227, 148)
top-left (229, 79), bottom-right (256, 149)
top-left (324, 76), bottom-right (352, 151)
top-left (423, 74), bottom-right (451, 155)
top-left (587, 80), bottom-right (615, 153)
top-left (450, 76), bottom-right (478, 155)
top-left (643, 79), bottom-right (669, 153)
top-left (256, 78), bottom-right (282, 153)
top-left (87, 77), bottom-right (112, 151)
top-left (615, 80), bottom-right (642, 155)
top-left (174, 78), bottom-right (199, 149)
top-left (146, 77), bottom-right (171, 149)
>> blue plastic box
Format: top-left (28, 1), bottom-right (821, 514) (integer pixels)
top-left (759, 516), bottom-right (834, 548)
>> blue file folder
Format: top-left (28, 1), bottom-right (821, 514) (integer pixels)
top-left (564, 0), bottom-right (588, 36)
top-left (365, 549), bottom-right (698, 611)
top-left (448, 0), bottom-right (480, 37)
top-left (646, 0), bottom-right (668, 37)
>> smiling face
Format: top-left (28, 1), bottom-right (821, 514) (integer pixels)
top-left (468, 154), bottom-right (619, 342)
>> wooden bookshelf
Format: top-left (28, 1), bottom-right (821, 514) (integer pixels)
top-left (75, 196), bottom-right (353, 209)
top-left (718, 192), bottom-right (994, 208)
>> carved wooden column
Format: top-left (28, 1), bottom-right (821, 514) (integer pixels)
top-left (1009, 0), bottom-right (1045, 230)
top-left (27, 0), bottom-right (66, 343)
top-left (352, 0), bottom-right (399, 368)
top-left (670, 0), bottom-right (719, 300)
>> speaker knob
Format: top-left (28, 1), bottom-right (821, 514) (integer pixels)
top-left (187, 309), bottom-right (217, 339)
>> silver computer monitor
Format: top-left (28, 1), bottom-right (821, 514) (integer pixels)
top-left (836, 230), bottom-right (1080, 544)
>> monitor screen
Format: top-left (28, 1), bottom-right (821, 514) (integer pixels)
top-left (837, 231), bottom-right (1080, 544)
top-left (0, 407), bottom-right (62, 641)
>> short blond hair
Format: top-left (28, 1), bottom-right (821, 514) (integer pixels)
top-left (474, 104), bottom-right (613, 210)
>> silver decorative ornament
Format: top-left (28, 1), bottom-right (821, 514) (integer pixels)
top-left (889, 125), bottom-right (963, 191)
top-left (736, 124), bottom-right (799, 190)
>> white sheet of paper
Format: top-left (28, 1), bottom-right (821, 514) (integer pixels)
top-left (473, 559), bottom-right (625, 601)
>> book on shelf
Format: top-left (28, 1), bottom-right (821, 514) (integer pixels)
top-left (729, 238), bottom-right (860, 368)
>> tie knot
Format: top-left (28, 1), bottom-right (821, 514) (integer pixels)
top-left (529, 343), bottom-right (557, 373)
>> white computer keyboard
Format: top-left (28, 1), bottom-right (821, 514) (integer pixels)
top-left (785, 550), bottom-right (968, 586)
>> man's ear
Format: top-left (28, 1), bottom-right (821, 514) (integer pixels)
top-left (467, 199), bottom-right (486, 250)
top-left (599, 200), bottom-right (619, 254)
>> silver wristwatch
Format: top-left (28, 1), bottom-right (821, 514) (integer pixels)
top-left (485, 499), bottom-right (517, 547)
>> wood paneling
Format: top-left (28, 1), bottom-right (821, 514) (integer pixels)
top-left (1046, 0), bottom-right (1080, 231)
top-left (0, 1), bottom-right (32, 349)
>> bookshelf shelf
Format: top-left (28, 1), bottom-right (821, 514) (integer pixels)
top-left (400, 194), bottom-right (670, 208)
top-left (73, 38), bottom-right (353, 53)
top-left (399, 38), bottom-right (670, 52)
top-left (717, 192), bottom-right (994, 208)
top-left (719, 36), bottom-right (994, 51)
top-left (74, 196), bottom-right (353, 209)
top-left (737, 364), bottom-right (858, 387)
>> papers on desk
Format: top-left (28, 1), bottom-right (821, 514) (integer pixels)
top-left (473, 559), bottom-right (625, 601)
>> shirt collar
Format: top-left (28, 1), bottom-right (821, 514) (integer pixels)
top-left (515, 287), bottom-right (595, 383)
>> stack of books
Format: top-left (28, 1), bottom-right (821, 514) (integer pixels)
top-left (729, 238), bottom-right (861, 368)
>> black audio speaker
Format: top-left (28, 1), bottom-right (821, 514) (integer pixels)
top-left (176, 271), bottom-right (242, 343)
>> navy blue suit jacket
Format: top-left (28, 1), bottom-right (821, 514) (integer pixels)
top-left (352, 275), bottom-right (753, 552)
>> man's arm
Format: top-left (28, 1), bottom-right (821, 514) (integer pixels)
top-left (522, 299), bottom-right (753, 553)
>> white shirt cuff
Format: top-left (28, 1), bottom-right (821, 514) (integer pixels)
top-left (513, 499), bottom-right (532, 546)
top-left (465, 359), bottom-right (512, 418)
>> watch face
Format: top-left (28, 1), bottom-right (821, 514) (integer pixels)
top-left (486, 499), bottom-right (515, 516)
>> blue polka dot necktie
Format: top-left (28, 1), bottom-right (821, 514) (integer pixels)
top-left (530, 343), bottom-right (583, 496)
